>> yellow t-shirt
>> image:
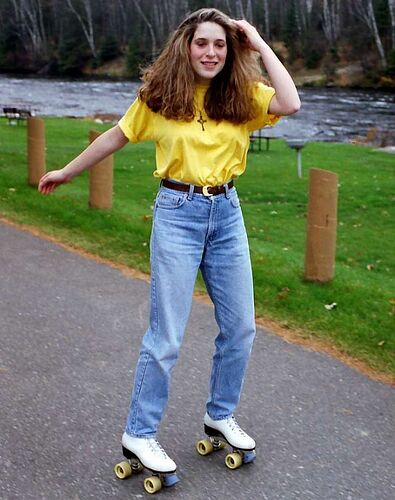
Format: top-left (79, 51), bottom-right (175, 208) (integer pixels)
top-left (118, 82), bottom-right (279, 186)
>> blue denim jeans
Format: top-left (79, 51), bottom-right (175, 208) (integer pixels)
top-left (125, 184), bottom-right (256, 437)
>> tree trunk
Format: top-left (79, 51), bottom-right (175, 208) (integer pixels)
top-left (388, 0), bottom-right (395, 49)
top-left (246, 0), bottom-right (253, 22)
top-left (294, 0), bottom-right (303, 35)
top-left (263, 0), bottom-right (270, 39)
top-left (235, 0), bottom-right (244, 19)
top-left (322, 0), bottom-right (341, 46)
top-left (66, 0), bottom-right (97, 58)
top-left (10, 0), bottom-right (48, 59)
top-left (367, 0), bottom-right (386, 68)
top-left (352, 0), bottom-right (387, 68)
top-left (132, 0), bottom-right (157, 58)
top-left (224, 0), bottom-right (234, 16)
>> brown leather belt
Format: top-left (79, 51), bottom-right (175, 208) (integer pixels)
top-left (161, 179), bottom-right (234, 196)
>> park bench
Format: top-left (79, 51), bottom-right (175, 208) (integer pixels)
top-left (249, 128), bottom-right (279, 151)
top-left (3, 106), bottom-right (32, 125)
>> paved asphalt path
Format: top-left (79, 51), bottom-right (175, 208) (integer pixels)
top-left (1, 221), bottom-right (394, 500)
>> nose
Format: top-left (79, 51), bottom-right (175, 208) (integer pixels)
top-left (206, 44), bottom-right (216, 57)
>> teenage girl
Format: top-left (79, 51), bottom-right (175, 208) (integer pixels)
top-left (39, 7), bottom-right (300, 477)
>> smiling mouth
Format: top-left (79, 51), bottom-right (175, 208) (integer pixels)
top-left (201, 61), bottom-right (218, 68)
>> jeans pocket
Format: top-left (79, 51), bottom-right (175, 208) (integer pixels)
top-left (156, 189), bottom-right (187, 210)
top-left (229, 191), bottom-right (240, 208)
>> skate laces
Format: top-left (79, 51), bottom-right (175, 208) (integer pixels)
top-left (227, 416), bottom-right (247, 436)
top-left (147, 438), bottom-right (169, 459)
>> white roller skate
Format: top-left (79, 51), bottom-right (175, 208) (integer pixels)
top-left (114, 433), bottom-right (179, 494)
top-left (196, 414), bottom-right (256, 469)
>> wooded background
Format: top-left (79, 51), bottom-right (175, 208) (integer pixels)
top-left (1, 0), bottom-right (394, 84)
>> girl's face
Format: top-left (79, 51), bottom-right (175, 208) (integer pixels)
top-left (189, 22), bottom-right (228, 84)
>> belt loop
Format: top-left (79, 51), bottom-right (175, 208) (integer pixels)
top-left (187, 183), bottom-right (194, 200)
top-left (224, 182), bottom-right (230, 199)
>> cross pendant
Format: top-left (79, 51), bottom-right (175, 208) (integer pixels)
top-left (197, 112), bottom-right (207, 131)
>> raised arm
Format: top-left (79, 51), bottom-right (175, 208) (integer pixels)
top-left (232, 19), bottom-right (301, 116)
top-left (38, 125), bottom-right (128, 195)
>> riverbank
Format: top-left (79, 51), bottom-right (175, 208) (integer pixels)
top-left (0, 116), bottom-right (393, 382)
top-left (83, 56), bottom-right (395, 89)
top-left (2, 56), bottom-right (395, 90)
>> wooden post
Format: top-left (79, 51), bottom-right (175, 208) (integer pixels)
top-left (88, 130), bottom-right (113, 209)
top-left (304, 168), bottom-right (338, 282)
top-left (27, 117), bottom-right (46, 186)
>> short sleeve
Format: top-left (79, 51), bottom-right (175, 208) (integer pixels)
top-left (247, 82), bottom-right (281, 132)
top-left (118, 97), bottom-right (155, 143)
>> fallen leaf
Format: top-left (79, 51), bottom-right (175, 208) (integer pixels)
top-left (377, 340), bottom-right (385, 346)
top-left (277, 287), bottom-right (290, 300)
top-left (324, 302), bottom-right (337, 310)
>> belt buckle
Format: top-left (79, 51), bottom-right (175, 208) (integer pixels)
top-left (202, 185), bottom-right (212, 197)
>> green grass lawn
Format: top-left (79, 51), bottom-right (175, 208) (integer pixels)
top-left (0, 117), bottom-right (394, 379)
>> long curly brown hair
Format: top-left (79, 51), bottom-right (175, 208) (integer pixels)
top-left (138, 8), bottom-right (266, 124)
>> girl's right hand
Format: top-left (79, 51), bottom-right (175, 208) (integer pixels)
top-left (38, 169), bottom-right (70, 195)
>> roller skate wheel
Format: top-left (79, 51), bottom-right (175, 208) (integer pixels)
top-left (114, 461), bottom-right (132, 479)
top-left (144, 475), bottom-right (162, 494)
top-left (196, 438), bottom-right (214, 456)
top-left (225, 452), bottom-right (243, 469)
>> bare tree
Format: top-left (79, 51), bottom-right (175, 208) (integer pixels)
top-left (223, 0), bottom-right (234, 16)
top-left (65, 0), bottom-right (97, 58)
top-left (296, 0), bottom-right (318, 33)
top-left (153, 1), bottom-right (166, 43)
top-left (163, 0), bottom-right (179, 31)
top-left (263, 0), bottom-right (270, 39)
top-left (322, 0), bottom-right (341, 46)
top-left (388, 0), bottom-right (395, 49)
top-left (245, 0), bottom-right (253, 21)
top-left (10, 0), bottom-right (48, 59)
top-left (116, 0), bottom-right (128, 46)
top-left (306, 0), bottom-right (314, 15)
top-left (234, 0), bottom-right (253, 22)
top-left (297, 0), bottom-right (309, 32)
top-left (131, 0), bottom-right (157, 58)
top-left (351, 0), bottom-right (387, 68)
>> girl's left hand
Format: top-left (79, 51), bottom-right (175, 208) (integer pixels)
top-left (231, 19), bottom-right (266, 52)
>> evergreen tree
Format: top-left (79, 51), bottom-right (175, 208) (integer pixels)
top-left (58, 37), bottom-right (89, 75)
top-left (283, 0), bottom-right (299, 63)
top-left (126, 37), bottom-right (140, 78)
top-left (98, 35), bottom-right (119, 65)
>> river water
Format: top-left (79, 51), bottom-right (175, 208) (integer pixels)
top-left (1, 74), bottom-right (394, 143)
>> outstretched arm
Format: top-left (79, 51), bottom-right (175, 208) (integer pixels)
top-left (232, 19), bottom-right (301, 116)
top-left (38, 125), bottom-right (128, 195)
